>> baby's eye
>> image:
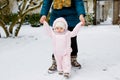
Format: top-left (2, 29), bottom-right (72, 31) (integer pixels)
top-left (60, 27), bottom-right (64, 30)
top-left (55, 27), bottom-right (59, 29)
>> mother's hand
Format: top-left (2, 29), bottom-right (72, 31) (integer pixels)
top-left (79, 14), bottom-right (85, 26)
top-left (40, 15), bottom-right (47, 24)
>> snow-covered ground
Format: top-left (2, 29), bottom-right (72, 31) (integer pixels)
top-left (100, 17), bottom-right (113, 25)
top-left (0, 24), bottom-right (120, 80)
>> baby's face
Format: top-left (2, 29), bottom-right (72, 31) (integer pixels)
top-left (54, 26), bottom-right (65, 33)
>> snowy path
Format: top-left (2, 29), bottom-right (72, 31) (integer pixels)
top-left (0, 25), bottom-right (120, 80)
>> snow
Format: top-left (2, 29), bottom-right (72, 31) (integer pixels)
top-left (100, 17), bottom-right (113, 25)
top-left (0, 24), bottom-right (120, 80)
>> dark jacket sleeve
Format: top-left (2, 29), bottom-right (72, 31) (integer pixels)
top-left (40, 0), bottom-right (53, 16)
top-left (74, 0), bottom-right (86, 17)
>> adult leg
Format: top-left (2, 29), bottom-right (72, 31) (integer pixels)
top-left (48, 54), bottom-right (57, 73)
top-left (68, 27), bottom-right (81, 68)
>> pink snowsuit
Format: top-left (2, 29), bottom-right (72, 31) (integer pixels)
top-left (43, 17), bottom-right (82, 73)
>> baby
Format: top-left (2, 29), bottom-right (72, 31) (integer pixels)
top-left (43, 17), bottom-right (82, 78)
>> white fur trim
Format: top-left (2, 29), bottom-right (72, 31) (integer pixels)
top-left (54, 22), bottom-right (66, 29)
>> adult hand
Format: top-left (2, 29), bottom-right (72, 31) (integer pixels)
top-left (40, 15), bottom-right (47, 24)
top-left (79, 15), bottom-right (85, 26)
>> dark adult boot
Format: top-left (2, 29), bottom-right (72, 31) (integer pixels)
top-left (48, 57), bottom-right (57, 73)
top-left (71, 56), bottom-right (81, 69)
